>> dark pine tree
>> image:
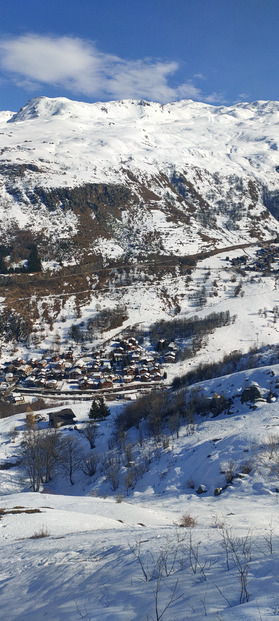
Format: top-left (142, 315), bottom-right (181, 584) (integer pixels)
top-left (27, 245), bottom-right (42, 273)
top-left (0, 256), bottom-right (7, 274)
top-left (89, 397), bottom-right (110, 420)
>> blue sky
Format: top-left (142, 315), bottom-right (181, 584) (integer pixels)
top-left (0, 0), bottom-right (279, 111)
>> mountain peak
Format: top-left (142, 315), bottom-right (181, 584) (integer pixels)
top-left (9, 96), bottom-right (80, 122)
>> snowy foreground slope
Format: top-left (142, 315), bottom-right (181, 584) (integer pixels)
top-left (1, 352), bottom-right (279, 620)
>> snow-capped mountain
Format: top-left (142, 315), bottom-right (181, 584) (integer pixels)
top-left (1, 96), bottom-right (279, 267)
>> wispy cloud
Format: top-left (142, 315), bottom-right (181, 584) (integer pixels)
top-left (237, 92), bottom-right (250, 102)
top-left (0, 34), bottom-right (221, 104)
top-left (204, 91), bottom-right (228, 104)
top-left (194, 73), bottom-right (207, 81)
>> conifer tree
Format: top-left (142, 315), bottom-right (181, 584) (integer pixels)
top-left (89, 397), bottom-right (110, 420)
top-left (27, 244), bottom-right (42, 273)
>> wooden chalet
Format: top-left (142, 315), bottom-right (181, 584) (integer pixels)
top-left (49, 408), bottom-right (76, 428)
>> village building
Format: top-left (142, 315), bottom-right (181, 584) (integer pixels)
top-left (48, 408), bottom-right (76, 428)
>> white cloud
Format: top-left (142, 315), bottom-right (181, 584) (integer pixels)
top-left (237, 92), bottom-right (250, 101)
top-left (0, 34), bottom-right (213, 103)
top-left (204, 91), bottom-right (228, 104)
top-left (194, 73), bottom-right (206, 81)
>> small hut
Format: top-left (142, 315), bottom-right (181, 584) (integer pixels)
top-left (48, 408), bottom-right (76, 428)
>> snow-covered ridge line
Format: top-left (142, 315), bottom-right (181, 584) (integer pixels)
top-left (6, 95), bottom-right (279, 123)
top-left (0, 95), bottom-right (278, 188)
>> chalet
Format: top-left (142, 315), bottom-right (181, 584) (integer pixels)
top-left (17, 364), bottom-right (32, 377)
top-left (91, 350), bottom-right (102, 358)
top-left (168, 342), bottom-right (178, 351)
top-left (74, 358), bottom-right (87, 370)
top-left (129, 337), bottom-right (138, 344)
top-left (99, 378), bottom-right (113, 389)
top-left (28, 357), bottom-right (39, 367)
top-left (24, 376), bottom-right (37, 387)
top-left (89, 372), bottom-right (103, 381)
top-left (123, 365), bottom-right (136, 376)
top-left (38, 377), bottom-right (46, 387)
top-left (49, 408), bottom-right (76, 428)
top-left (157, 339), bottom-right (167, 351)
top-left (152, 372), bottom-right (162, 381)
top-left (79, 377), bottom-right (96, 390)
top-left (87, 361), bottom-right (100, 372)
top-left (51, 361), bottom-right (65, 371)
top-left (45, 379), bottom-right (58, 389)
top-left (5, 373), bottom-right (14, 383)
top-left (100, 360), bottom-right (111, 371)
top-left (149, 363), bottom-right (161, 374)
top-left (79, 379), bottom-right (89, 390)
top-left (124, 375), bottom-right (134, 384)
top-left (12, 357), bottom-right (24, 367)
top-left (68, 367), bottom-right (83, 380)
top-left (50, 354), bottom-right (60, 362)
top-left (37, 359), bottom-right (48, 369)
top-left (141, 373), bottom-right (151, 382)
top-left (164, 352), bottom-right (176, 363)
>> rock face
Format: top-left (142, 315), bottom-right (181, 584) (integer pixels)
top-left (241, 385), bottom-right (262, 404)
top-left (196, 484), bottom-right (207, 494)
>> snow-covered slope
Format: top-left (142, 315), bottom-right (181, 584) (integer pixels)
top-left (1, 360), bottom-right (279, 620)
top-left (1, 96), bottom-right (279, 265)
top-left (6, 96), bottom-right (279, 181)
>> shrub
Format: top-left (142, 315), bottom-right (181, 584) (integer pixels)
top-left (30, 525), bottom-right (49, 538)
top-left (221, 460), bottom-right (236, 484)
top-left (178, 513), bottom-right (197, 528)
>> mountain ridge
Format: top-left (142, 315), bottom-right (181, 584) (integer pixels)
top-left (0, 96), bottom-right (279, 355)
top-left (1, 95), bottom-right (279, 267)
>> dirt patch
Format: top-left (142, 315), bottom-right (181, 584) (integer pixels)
top-left (0, 507), bottom-right (42, 519)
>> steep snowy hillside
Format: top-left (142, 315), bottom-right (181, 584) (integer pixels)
top-left (0, 96), bottom-right (279, 359)
top-left (1, 96), bottom-right (279, 266)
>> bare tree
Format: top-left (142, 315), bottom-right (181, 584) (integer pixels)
top-left (148, 576), bottom-right (182, 621)
top-left (169, 412), bottom-right (180, 439)
top-left (59, 434), bottom-right (83, 485)
top-left (123, 467), bottom-right (137, 494)
top-left (263, 519), bottom-right (275, 555)
top-left (219, 525), bottom-right (252, 604)
top-left (106, 455), bottom-right (121, 491)
top-left (22, 429), bottom-right (60, 491)
top-left (80, 421), bottom-right (98, 449)
top-left (40, 428), bottom-right (60, 483)
top-left (81, 452), bottom-right (98, 477)
top-left (23, 430), bottom-right (44, 491)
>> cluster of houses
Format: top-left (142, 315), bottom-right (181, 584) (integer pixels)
top-left (230, 244), bottom-right (279, 272)
top-left (0, 336), bottom-right (177, 396)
